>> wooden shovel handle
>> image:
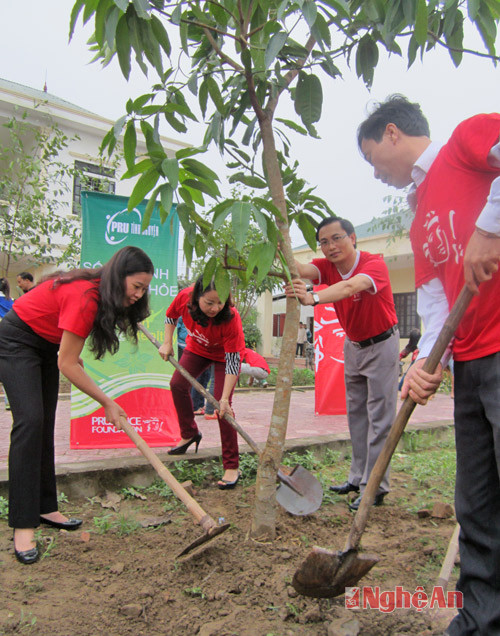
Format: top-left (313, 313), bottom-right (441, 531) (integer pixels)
top-left (345, 286), bottom-right (473, 552)
top-left (138, 324), bottom-right (261, 456)
top-left (119, 416), bottom-right (216, 531)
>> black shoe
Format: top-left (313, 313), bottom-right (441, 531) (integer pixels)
top-left (329, 481), bottom-right (360, 495)
top-left (168, 432), bottom-right (202, 455)
top-left (40, 516), bottom-right (83, 531)
top-left (217, 471), bottom-right (241, 490)
top-left (348, 493), bottom-right (386, 512)
top-left (13, 532), bottom-right (39, 565)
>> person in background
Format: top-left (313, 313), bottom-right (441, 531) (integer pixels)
top-left (358, 94), bottom-right (500, 635)
top-left (285, 216), bottom-right (399, 511)
top-left (296, 322), bottom-right (307, 357)
top-left (241, 347), bottom-right (270, 387)
top-left (398, 328), bottom-right (421, 390)
top-left (16, 272), bottom-right (35, 294)
top-left (0, 278), bottom-right (14, 317)
top-left (0, 246), bottom-right (154, 565)
top-left (177, 314), bottom-right (212, 416)
top-left (159, 276), bottom-right (245, 489)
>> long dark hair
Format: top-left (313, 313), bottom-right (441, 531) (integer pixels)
top-left (0, 278), bottom-right (11, 300)
top-left (49, 246), bottom-right (154, 359)
top-left (188, 276), bottom-right (234, 327)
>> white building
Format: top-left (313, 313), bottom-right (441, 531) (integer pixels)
top-left (0, 77), bottom-right (188, 294)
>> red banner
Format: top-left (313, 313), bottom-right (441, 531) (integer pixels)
top-left (70, 387), bottom-right (180, 449)
top-left (314, 287), bottom-right (347, 415)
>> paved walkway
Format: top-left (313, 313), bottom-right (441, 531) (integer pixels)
top-left (0, 389), bottom-right (454, 482)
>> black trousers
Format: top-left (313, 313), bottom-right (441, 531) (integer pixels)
top-left (448, 352), bottom-right (500, 636)
top-left (0, 311), bottom-right (60, 528)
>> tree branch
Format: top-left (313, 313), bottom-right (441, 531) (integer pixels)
top-left (202, 27), bottom-right (245, 72)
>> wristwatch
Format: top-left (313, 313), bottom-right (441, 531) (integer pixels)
top-left (311, 292), bottom-right (320, 306)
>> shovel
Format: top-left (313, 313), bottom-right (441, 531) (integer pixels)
top-left (138, 323), bottom-right (323, 516)
top-left (292, 286), bottom-right (473, 598)
top-left (119, 416), bottom-right (230, 557)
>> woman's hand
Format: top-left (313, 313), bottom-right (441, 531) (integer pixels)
top-left (104, 400), bottom-right (128, 429)
top-left (217, 398), bottom-right (234, 420)
top-left (158, 342), bottom-right (173, 360)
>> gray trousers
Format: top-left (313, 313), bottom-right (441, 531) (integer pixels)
top-left (344, 331), bottom-right (399, 495)
top-left (448, 353), bottom-right (500, 636)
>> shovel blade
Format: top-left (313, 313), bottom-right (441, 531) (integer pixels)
top-left (275, 466), bottom-right (323, 516)
top-left (292, 546), bottom-right (379, 598)
top-left (176, 523), bottom-right (231, 558)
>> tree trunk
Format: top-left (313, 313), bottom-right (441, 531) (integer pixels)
top-left (250, 114), bottom-right (300, 540)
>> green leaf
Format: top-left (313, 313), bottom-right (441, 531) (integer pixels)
top-left (113, 114), bottom-right (127, 138)
top-left (132, 0), bottom-right (151, 20)
top-left (255, 242), bottom-right (277, 285)
top-left (116, 14), bottom-right (131, 79)
top-left (123, 121), bottom-right (137, 171)
top-left (212, 200), bottom-right (234, 230)
top-left (276, 118), bottom-right (308, 136)
top-left (183, 232), bottom-right (193, 265)
top-left (182, 178), bottom-right (220, 199)
top-left (105, 5), bottom-right (121, 49)
top-left (414, 0), bottom-right (428, 46)
top-left (296, 213), bottom-right (317, 251)
top-left (182, 158), bottom-right (219, 182)
top-left (195, 233), bottom-right (205, 258)
top-left (159, 183), bottom-right (174, 221)
top-left (214, 265), bottom-right (230, 304)
top-left (122, 158), bottom-right (153, 179)
top-left (302, 0), bottom-right (317, 27)
top-left (230, 201), bottom-right (252, 251)
top-left (164, 112), bottom-right (187, 133)
top-left (205, 76), bottom-right (225, 114)
top-left (113, 0), bottom-right (128, 10)
top-left (355, 35), bottom-right (379, 88)
top-left (162, 158), bottom-right (179, 188)
top-left (142, 185), bottom-right (160, 231)
top-left (69, 0), bottom-right (85, 40)
top-left (317, 0), bottom-right (350, 19)
top-left (467, 0), bottom-right (480, 20)
top-left (253, 197), bottom-right (285, 221)
top-left (264, 31), bottom-right (288, 69)
top-left (199, 79), bottom-right (209, 118)
top-left (250, 204), bottom-right (268, 238)
top-left (203, 256), bottom-right (218, 288)
top-left (151, 14), bottom-right (171, 56)
top-left (294, 73), bottom-right (323, 126)
top-left (128, 168), bottom-right (160, 210)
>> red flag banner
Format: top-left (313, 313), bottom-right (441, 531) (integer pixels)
top-left (314, 286), bottom-right (347, 415)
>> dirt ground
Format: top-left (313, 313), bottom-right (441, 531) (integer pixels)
top-left (0, 470), bottom-right (458, 636)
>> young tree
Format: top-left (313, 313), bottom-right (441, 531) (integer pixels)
top-left (71, 0), bottom-right (499, 539)
top-left (0, 109), bottom-right (81, 275)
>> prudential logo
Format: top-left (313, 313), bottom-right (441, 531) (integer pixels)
top-left (105, 208), bottom-right (160, 245)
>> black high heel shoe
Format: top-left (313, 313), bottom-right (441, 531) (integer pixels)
top-left (168, 432), bottom-right (202, 455)
top-left (40, 516), bottom-right (83, 531)
top-left (13, 531), bottom-right (39, 565)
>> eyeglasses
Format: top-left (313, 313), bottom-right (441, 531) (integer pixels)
top-left (318, 234), bottom-right (348, 248)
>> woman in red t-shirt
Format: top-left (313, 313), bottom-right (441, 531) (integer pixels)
top-left (0, 246), bottom-right (154, 565)
top-left (159, 277), bottom-right (245, 489)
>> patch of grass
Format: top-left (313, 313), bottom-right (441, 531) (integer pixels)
top-left (0, 495), bottom-right (8, 520)
top-left (17, 609), bottom-right (37, 633)
top-left (93, 514), bottom-right (114, 534)
top-left (92, 512), bottom-right (142, 536)
top-left (266, 367), bottom-right (315, 386)
top-left (183, 586), bottom-right (205, 599)
top-left (57, 492), bottom-right (69, 505)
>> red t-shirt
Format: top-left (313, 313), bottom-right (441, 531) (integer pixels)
top-left (243, 348), bottom-right (271, 373)
top-left (311, 252), bottom-right (398, 342)
top-left (410, 114), bottom-right (500, 361)
top-left (166, 287), bottom-right (245, 362)
top-left (13, 279), bottom-right (99, 344)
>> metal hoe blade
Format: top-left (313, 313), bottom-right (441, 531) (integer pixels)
top-left (275, 465), bottom-right (324, 516)
top-left (177, 523), bottom-right (231, 558)
top-left (292, 546), bottom-right (379, 598)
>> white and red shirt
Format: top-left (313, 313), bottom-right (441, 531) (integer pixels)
top-left (166, 287), bottom-right (245, 363)
top-left (13, 279), bottom-right (99, 344)
top-left (311, 252), bottom-right (397, 342)
top-left (410, 114), bottom-right (500, 361)
top-left (243, 348), bottom-right (271, 373)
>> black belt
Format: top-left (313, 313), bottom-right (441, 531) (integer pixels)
top-left (351, 325), bottom-right (398, 349)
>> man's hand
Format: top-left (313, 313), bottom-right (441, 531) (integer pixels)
top-left (401, 358), bottom-right (443, 405)
top-left (285, 279), bottom-right (314, 305)
top-left (464, 228), bottom-right (500, 294)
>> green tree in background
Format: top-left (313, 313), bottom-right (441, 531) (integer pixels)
top-left (0, 109), bottom-right (81, 276)
top-left (71, 0), bottom-right (499, 540)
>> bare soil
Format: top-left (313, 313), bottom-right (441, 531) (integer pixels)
top-left (0, 471), bottom-right (457, 636)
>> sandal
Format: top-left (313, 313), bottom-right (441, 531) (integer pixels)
top-left (217, 471), bottom-right (241, 490)
top-left (204, 412), bottom-right (218, 420)
top-left (193, 407), bottom-right (205, 416)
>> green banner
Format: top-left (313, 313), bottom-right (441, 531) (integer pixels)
top-left (70, 191), bottom-right (180, 448)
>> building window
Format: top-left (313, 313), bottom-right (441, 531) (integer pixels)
top-left (393, 292), bottom-right (419, 338)
top-left (72, 160), bottom-right (115, 215)
top-left (273, 313), bottom-right (286, 337)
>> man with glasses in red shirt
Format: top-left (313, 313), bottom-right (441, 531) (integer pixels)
top-left (285, 216), bottom-right (399, 511)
